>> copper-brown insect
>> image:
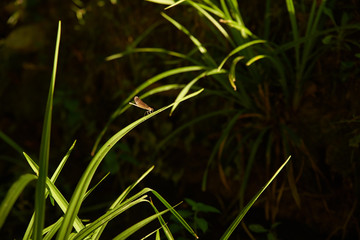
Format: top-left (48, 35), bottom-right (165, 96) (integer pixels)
top-left (129, 96), bottom-right (154, 115)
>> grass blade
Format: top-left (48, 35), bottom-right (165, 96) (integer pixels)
top-left (57, 89), bottom-right (204, 239)
top-left (220, 156), bottom-right (291, 240)
top-left (34, 20), bottom-right (61, 240)
top-left (0, 174), bottom-right (37, 229)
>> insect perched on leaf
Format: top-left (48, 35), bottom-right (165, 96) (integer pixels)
top-left (129, 96), bottom-right (154, 115)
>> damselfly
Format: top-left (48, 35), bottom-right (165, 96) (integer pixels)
top-left (129, 96), bottom-right (154, 115)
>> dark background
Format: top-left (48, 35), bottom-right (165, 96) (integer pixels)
top-left (1, 0), bottom-right (360, 239)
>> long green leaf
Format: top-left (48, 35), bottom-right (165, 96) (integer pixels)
top-left (34, 20), bottom-right (61, 240)
top-left (170, 68), bottom-right (226, 116)
top-left (113, 207), bottom-right (172, 240)
top-left (0, 174), bottom-right (37, 229)
top-left (220, 156), bottom-right (291, 240)
top-left (91, 66), bottom-right (204, 156)
top-left (57, 89), bottom-right (204, 239)
top-left (23, 153), bottom-right (85, 233)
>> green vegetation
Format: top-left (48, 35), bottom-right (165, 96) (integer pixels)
top-left (1, 0), bottom-right (359, 239)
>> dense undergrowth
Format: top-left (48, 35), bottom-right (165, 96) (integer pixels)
top-left (1, 0), bottom-right (360, 239)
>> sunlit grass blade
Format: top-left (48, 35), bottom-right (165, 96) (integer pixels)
top-left (72, 196), bottom-right (149, 240)
top-left (170, 68), bottom-right (226, 116)
top-left (146, 0), bottom-right (175, 5)
top-left (113, 207), bottom-right (172, 240)
top-left (23, 153), bottom-right (85, 232)
top-left (22, 141), bottom-right (77, 238)
top-left (228, 56), bottom-right (244, 91)
top-left (34, 20), bottom-right (61, 240)
top-left (149, 199), bottom-right (173, 239)
top-left (220, 156), bottom-right (291, 240)
top-left (43, 217), bottom-right (63, 240)
top-left (164, 0), bottom-right (185, 10)
top-left (151, 190), bottom-right (198, 239)
top-left (217, 39), bottom-right (266, 71)
top-left (57, 89), bottom-right (204, 239)
top-left (91, 66), bottom-right (205, 156)
top-left (106, 47), bottom-right (202, 66)
top-left (91, 166), bottom-right (155, 239)
top-left (0, 174), bottom-right (37, 229)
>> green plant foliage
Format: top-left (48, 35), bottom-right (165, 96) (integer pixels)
top-left (103, 1), bottom-right (360, 219)
top-left (0, 21), bottom-right (200, 240)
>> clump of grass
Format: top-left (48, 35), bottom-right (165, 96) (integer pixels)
top-left (0, 21), bottom-right (201, 240)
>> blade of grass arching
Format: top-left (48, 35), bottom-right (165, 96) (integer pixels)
top-left (77, 188), bottom-right (160, 239)
top-left (91, 166), bottom-right (155, 240)
top-left (194, 0), bottom-right (224, 18)
top-left (42, 217), bottom-right (63, 240)
top-left (202, 111), bottom-right (244, 191)
top-left (57, 89), bottom-right (204, 239)
top-left (225, 0), bottom-right (246, 37)
top-left (217, 40), bottom-right (266, 71)
top-left (106, 48), bottom-right (203, 66)
top-left (161, 12), bottom-right (217, 67)
top-left (113, 207), bottom-right (172, 240)
top-left (170, 68), bottom-right (226, 116)
top-left (23, 153), bottom-right (85, 232)
top-left (71, 196), bottom-right (149, 240)
top-left (228, 56), bottom-right (244, 91)
top-left (164, 0), bottom-right (185, 10)
top-left (140, 226), bottom-right (163, 240)
top-left (0, 131), bottom-right (24, 155)
top-left (34, 20), bottom-right (61, 240)
top-left (218, 19), bottom-right (256, 39)
top-left (91, 66), bottom-right (205, 156)
top-left (0, 174), bottom-right (37, 229)
top-left (149, 199), bottom-right (173, 240)
top-left (146, 0), bottom-right (175, 5)
top-left (23, 141), bottom-right (77, 238)
top-left (151, 190), bottom-right (198, 239)
top-left (239, 129), bottom-right (268, 208)
top-left (220, 156), bottom-right (291, 240)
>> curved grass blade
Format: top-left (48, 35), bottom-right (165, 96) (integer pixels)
top-left (91, 66), bottom-right (205, 156)
top-left (113, 207), bottom-right (172, 240)
top-left (170, 68), bottom-right (226, 116)
top-left (57, 89), bottom-right (204, 239)
top-left (217, 39), bottom-right (266, 71)
top-left (23, 153), bottom-right (85, 233)
top-left (0, 174), bottom-right (37, 229)
top-left (91, 166), bottom-right (155, 239)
